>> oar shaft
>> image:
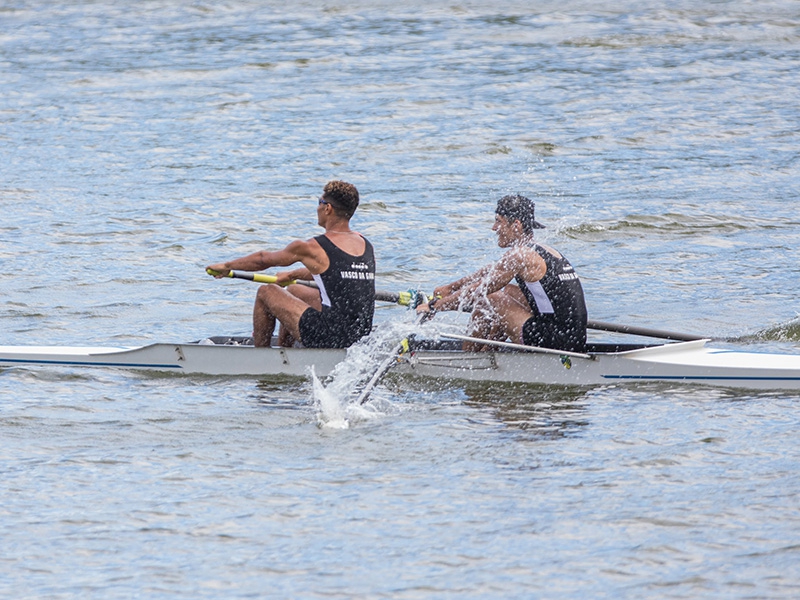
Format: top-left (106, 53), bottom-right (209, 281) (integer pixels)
top-left (357, 298), bottom-right (429, 405)
top-left (587, 320), bottom-right (702, 342)
top-left (356, 343), bottom-right (405, 405)
top-left (371, 290), bottom-right (414, 305)
top-left (207, 268), bottom-right (410, 304)
top-left (440, 333), bottom-right (592, 359)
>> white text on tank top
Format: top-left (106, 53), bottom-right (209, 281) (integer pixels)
top-left (312, 263), bottom-right (374, 308)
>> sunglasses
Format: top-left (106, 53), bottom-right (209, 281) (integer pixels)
top-left (318, 196), bottom-right (329, 205)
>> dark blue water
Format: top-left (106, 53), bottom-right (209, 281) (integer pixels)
top-left (2, 2), bottom-right (800, 597)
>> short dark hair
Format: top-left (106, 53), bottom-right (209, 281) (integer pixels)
top-left (322, 180), bottom-right (359, 219)
top-left (495, 195), bottom-right (545, 233)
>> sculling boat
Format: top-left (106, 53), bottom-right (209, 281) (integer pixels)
top-left (2, 332), bottom-right (800, 391)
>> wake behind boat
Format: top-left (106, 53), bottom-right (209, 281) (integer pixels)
top-left (2, 332), bottom-right (800, 391)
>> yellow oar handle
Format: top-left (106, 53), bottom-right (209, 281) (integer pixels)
top-left (206, 268), bottom-right (303, 287)
top-left (249, 273), bottom-right (287, 284)
top-left (207, 268), bottom-right (419, 305)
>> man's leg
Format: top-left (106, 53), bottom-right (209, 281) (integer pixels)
top-left (252, 285), bottom-right (315, 347)
top-left (491, 285), bottom-right (534, 343)
top-left (466, 285), bottom-right (532, 351)
top-left (464, 295), bottom-right (499, 351)
top-left (277, 284), bottom-right (322, 347)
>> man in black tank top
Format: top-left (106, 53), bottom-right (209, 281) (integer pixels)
top-left (207, 181), bottom-right (376, 348)
top-left (296, 234), bottom-right (375, 348)
top-left (417, 195), bottom-right (587, 353)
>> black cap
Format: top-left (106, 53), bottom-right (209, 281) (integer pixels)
top-left (495, 195), bottom-right (545, 232)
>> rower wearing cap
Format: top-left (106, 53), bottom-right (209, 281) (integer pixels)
top-left (417, 194), bottom-right (587, 353)
top-left (207, 180), bottom-right (375, 348)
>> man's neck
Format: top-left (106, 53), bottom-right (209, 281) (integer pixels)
top-left (324, 219), bottom-right (353, 235)
top-left (510, 233), bottom-right (536, 246)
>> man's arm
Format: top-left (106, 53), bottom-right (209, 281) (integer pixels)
top-left (421, 264), bottom-right (493, 312)
top-left (276, 267), bottom-right (314, 284)
top-left (421, 247), bottom-right (545, 313)
top-left (433, 265), bottom-right (492, 298)
top-left (207, 239), bottom-right (327, 278)
top-left (481, 246), bottom-right (545, 295)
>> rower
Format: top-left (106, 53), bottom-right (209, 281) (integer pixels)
top-left (207, 181), bottom-right (376, 348)
top-left (417, 194), bottom-right (587, 353)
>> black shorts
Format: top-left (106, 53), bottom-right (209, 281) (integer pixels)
top-left (298, 308), bottom-right (363, 349)
top-left (522, 316), bottom-right (586, 353)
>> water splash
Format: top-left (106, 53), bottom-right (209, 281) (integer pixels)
top-left (311, 313), bottom-right (429, 429)
top-left (310, 367), bottom-right (350, 429)
top-left (739, 317), bottom-right (800, 343)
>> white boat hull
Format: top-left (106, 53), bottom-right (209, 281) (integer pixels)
top-left (0, 342), bottom-right (346, 378)
top-left (402, 340), bottom-right (800, 390)
top-left (2, 338), bottom-right (800, 390)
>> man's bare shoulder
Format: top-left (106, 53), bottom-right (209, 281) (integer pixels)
top-left (284, 236), bottom-right (322, 255)
top-left (282, 236), bottom-right (328, 274)
top-left (534, 242), bottom-right (563, 260)
top-left (499, 244), bottom-right (546, 281)
top-left (502, 243), bottom-right (543, 265)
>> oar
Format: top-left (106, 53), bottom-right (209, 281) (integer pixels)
top-left (587, 320), bottom-right (703, 342)
top-left (356, 297), bottom-right (432, 405)
top-left (206, 268), bottom-right (412, 305)
top-left (440, 333), bottom-right (592, 359)
top-left (355, 336), bottom-right (412, 405)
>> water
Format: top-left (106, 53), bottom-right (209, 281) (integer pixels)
top-left (2, 1), bottom-right (800, 597)
top-left (313, 316), bottom-right (423, 428)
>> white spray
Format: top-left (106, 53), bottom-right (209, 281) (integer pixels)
top-left (311, 313), bottom-right (435, 429)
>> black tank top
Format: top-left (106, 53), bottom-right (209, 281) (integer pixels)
top-left (311, 234), bottom-right (376, 339)
top-left (515, 243), bottom-right (587, 329)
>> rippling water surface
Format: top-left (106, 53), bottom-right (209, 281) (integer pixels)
top-left (2, 1), bottom-right (800, 597)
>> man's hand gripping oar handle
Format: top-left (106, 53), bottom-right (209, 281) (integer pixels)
top-left (206, 268), bottom-right (413, 305)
